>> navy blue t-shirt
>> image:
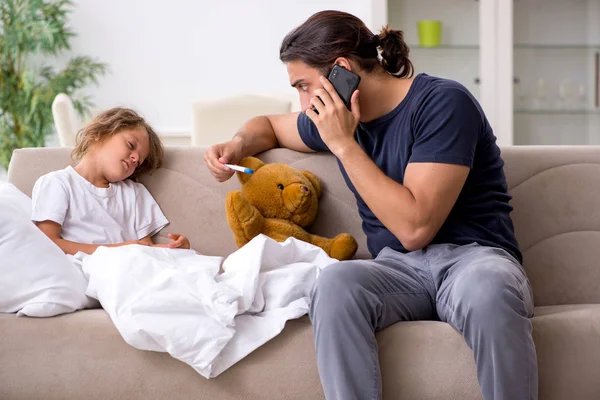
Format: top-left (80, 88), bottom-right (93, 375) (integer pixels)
top-left (298, 73), bottom-right (522, 262)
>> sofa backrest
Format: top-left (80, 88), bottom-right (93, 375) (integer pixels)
top-left (501, 146), bottom-right (600, 306)
top-left (7, 147), bottom-right (369, 259)
top-left (8, 146), bottom-right (600, 306)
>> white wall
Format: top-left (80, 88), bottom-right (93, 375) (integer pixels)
top-left (57, 0), bottom-right (376, 136)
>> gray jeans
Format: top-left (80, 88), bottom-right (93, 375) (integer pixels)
top-left (309, 242), bottom-right (537, 400)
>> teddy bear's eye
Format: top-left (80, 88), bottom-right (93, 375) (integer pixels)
top-left (277, 184), bottom-right (284, 190)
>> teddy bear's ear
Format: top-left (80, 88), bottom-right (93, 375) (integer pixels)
top-left (237, 157), bottom-right (265, 185)
top-left (301, 170), bottom-right (322, 198)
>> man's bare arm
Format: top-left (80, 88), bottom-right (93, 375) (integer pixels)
top-left (337, 143), bottom-right (469, 251)
top-left (205, 112), bottom-right (314, 182)
top-left (234, 112), bottom-right (314, 155)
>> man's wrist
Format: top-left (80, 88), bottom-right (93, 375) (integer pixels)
top-left (333, 138), bottom-right (361, 161)
top-left (231, 134), bottom-right (247, 157)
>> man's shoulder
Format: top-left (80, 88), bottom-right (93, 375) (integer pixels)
top-left (414, 73), bottom-right (467, 90)
top-left (414, 74), bottom-right (475, 103)
top-left (411, 74), bottom-right (483, 121)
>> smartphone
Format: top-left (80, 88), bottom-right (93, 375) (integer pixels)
top-left (312, 65), bottom-right (361, 113)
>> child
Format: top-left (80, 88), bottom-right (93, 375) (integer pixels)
top-left (32, 107), bottom-right (190, 255)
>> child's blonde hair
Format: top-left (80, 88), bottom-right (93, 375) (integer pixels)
top-left (72, 107), bottom-right (164, 179)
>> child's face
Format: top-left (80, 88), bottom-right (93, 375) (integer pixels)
top-left (94, 127), bottom-right (150, 182)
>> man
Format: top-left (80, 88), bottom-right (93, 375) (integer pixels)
top-left (204, 10), bottom-right (537, 400)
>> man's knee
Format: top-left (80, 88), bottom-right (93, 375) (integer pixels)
top-left (310, 261), bottom-right (374, 318)
top-left (454, 260), bottom-right (529, 322)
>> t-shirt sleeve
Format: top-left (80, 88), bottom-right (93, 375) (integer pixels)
top-left (297, 112), bottom-right (329, 152)
top-left (409, 87), bottom-right (483, 168)
top-left (31, 173), bottom-right (69, 225)
top-left (134, 183), bottom-right (169, 239)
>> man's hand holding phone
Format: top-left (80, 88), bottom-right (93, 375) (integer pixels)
top-left (306, 67), bottom-right (361, 157)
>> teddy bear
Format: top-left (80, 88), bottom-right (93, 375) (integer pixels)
top-left (225, 156), bottom-right (358, 261)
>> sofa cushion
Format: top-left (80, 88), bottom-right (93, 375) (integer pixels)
top-left (378, 304), bottom-right (600, 400)
top-left (530, 304), bottom-right (600, 399)
top-left (1, 305), bottom-right (599, 400)
top-left (502, 146), bottom-right (600, 306)
top-left (0, 311), bottom-right (324, 400)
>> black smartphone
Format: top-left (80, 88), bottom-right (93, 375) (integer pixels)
top-left (312, 65), bottom-right (361, 113)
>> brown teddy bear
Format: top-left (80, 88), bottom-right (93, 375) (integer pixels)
top-left (225, 156), bottom-right (358, 261)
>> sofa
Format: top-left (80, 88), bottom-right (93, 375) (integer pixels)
top-left (1, 145), bottom-right (599, 400)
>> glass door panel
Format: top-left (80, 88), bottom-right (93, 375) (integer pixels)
top-left (513, 0), bottom-right (600, 145)
top-left (387, 0), bottom-right (481, 100)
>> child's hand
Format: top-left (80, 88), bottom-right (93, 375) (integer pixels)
top-left (167, 233), bottom-right (190, 249)
top-left (153, 233), bottom-right (190, 249)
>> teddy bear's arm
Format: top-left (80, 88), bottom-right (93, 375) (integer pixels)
top-left (226, 191), bottom-right (265, 247)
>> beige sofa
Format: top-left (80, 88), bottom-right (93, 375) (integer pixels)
top-left (1, 145), bottom-right (600, 400)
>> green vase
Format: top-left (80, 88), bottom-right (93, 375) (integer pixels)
top-left (417, 20), bottom-right (442, 47)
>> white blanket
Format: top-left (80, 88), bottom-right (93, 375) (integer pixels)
top-left (78, 234), bottom-right (337, 378)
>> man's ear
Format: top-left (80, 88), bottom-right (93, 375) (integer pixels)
top-left (333, 57), bottom-right (353, 72)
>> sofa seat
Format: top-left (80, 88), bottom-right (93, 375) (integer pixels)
top-left (2, 304), bottom-right (598, 400)
top-left (379, 304), bottom-right (600, 399)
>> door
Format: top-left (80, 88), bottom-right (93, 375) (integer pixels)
top-left (377, 0), bottom-right (504, 142)
top-left (509, 0), bottom-right (600, 145)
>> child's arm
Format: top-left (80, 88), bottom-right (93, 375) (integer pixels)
top-left (132, 183), bottom-right (190, 249)
top-left (36, 220), bottom-right (150, 255)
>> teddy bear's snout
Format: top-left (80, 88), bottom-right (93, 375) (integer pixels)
top-left (283, 183), bottom-right (312, 214)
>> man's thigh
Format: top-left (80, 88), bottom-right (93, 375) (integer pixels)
top-left (430, 243), bottom-right (534, 326)
top-left (314, 247), bottom-right (437, 330)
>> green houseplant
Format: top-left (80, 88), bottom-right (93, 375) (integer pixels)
top-left (0, 0), bottom-right (107, 169)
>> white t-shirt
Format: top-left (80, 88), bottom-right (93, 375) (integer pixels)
top-left (31, 166), bottom-right (168, 244)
